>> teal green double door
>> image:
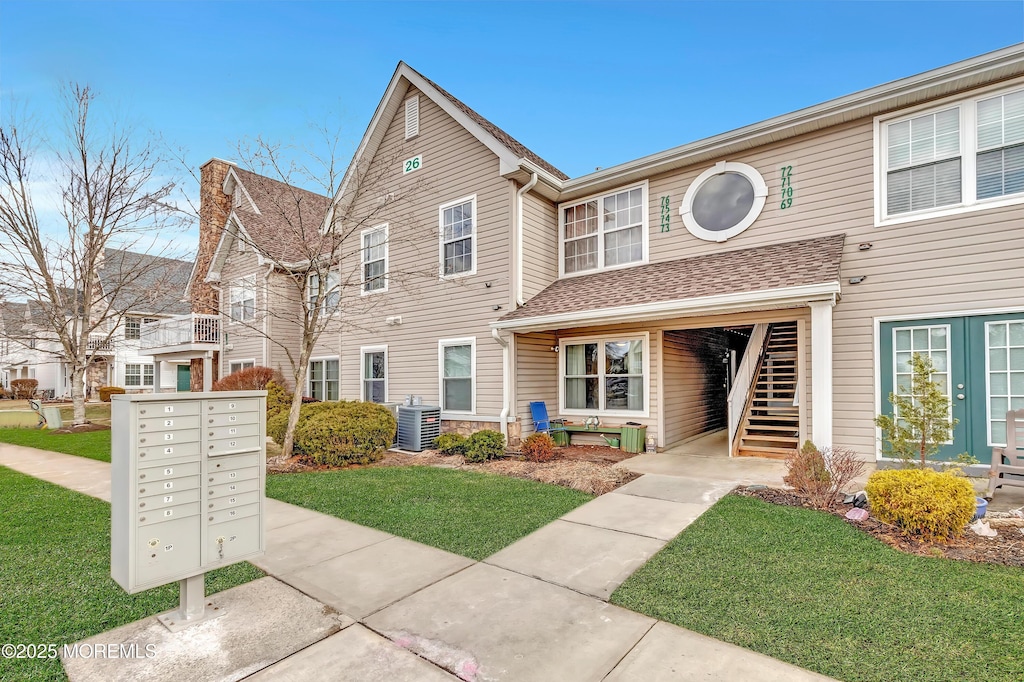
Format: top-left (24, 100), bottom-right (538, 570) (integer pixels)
top-left (880, 313), bottom-right (1024, 465)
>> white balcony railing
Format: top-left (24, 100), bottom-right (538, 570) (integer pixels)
top-left (86, 334), bottom-right (115, 353)
top-left (140, 314), bottom-right (220, 350)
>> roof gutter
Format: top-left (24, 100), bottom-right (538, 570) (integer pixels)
top-left (491, 281), bottom-right (842, 334)
top-left (515, 172), bottom-right (539, 307)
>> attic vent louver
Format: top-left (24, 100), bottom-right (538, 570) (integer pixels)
top-left (405, 96), bottom-right (420, 140)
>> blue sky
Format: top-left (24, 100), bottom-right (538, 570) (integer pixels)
top-left (1, 1), bottom-right (1022, 249)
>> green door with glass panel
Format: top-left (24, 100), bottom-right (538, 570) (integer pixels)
top-left (176, 364), bottom-right (191, 392)
top-left (881, 314), bottom-right (1024, 465)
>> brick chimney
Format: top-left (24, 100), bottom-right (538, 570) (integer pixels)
top-left (192, 158), bottom-right (233, 315)
top-left (190, 158), bottom-right (232, 391)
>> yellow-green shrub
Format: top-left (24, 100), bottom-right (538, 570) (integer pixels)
top-left (295, 401), bottom-right (397, 466)
top-left (98, 386), bottom-right (125, 402)
top-left (865, 468), bottom-right (976, 541)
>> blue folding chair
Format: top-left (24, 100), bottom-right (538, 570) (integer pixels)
top-left (529, 401), bottom-right (568, 444)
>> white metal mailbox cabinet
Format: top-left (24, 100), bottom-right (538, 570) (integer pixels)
top-left (111, 391), bottom-right (267, 593)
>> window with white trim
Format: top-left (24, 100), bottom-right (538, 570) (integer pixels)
top-left (125, 363), bottom-right (155, 387)
top-left (309, 271), bottom-right (341, 312)
top-left (878, 84), bottom-right (1024, 222)
top-left (124, 317), bottom-right (141, 340)
top-left (229, 275), bottom-right (256, 322)
top-left (229, 360), bottom-right (255, 374)
top-left (680, 162), bottom-right (768, 242)
top-left (440, 196), bottom-right (475, 277)
top-left (308, 358), bottom-right (339, 401)
top-left (362, 225), bottom-right (388, 293)
top-left (361, 346), bottom-right (387, 403)
top-left (561, 335), bottom-right (647, 415)
top-left (439, 338), bottom-right (474, 412)
top-left (560, 184), bottom-right (647, 276)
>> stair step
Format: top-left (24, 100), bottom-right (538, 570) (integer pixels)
top-left (742, 423), bottom-right (800, 431)
top-left (741, 433), bottom-right (799, 443)
top-left (735, 446), bottom-right (796, 460)
top-left (746, 416), bottom-right (800, 423)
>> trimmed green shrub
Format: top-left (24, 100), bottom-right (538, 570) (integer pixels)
top-left (265, 381), bottom-right (291, 421)
top-left (465, 429), bottom-right (505, 463)
top-left (267, 410), bottom-right (290, 446)
top-left (434, 432), bottom-right (469, 456)
top-left (267, 400), bottom-right (344, 447)
top-left (521, 433), bottom-right (556, 463)
top-left (294, 401), bottom-right (397, 466)
top-left (866, 468), bottom-right (976, 541)
top-left (98, 385), bottom-right (124, 402)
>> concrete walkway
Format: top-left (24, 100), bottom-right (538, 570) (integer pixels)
top-left (1, 443), bottom-right (834, 681)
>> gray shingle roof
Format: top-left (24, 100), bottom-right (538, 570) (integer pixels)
top-left (499, 234), bottom-right (846, 324)
top-left (99, 249), bottom-right (192, 316)
top-left (231, 168), bottom-right (334, 264)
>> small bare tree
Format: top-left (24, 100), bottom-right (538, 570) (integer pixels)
top-left (0, 84), bottom-right (187, 425)
top-left (199, 129), bottom-right (430, 458)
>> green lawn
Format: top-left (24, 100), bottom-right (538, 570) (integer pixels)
top-left (0, 466), bottom-right (263, 682)
top-left (611, 494), bottom-right (1024, 682)
top-left (267, 466), bottom-right (593, 560)
top-left (0, 428), bottom-right (111, 462)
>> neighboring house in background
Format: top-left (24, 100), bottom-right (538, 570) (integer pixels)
top-left (193, 44), bottom-right (1024, 469)
top-left (0, 249), bottom-right (193, 397)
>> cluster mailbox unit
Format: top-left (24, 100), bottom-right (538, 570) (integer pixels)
top-left (111, 391), bottom-right (266, 630)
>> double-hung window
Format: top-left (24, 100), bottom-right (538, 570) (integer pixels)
top-left (560, 184), bottom-right (647, 276)
top-left (229, 360), bottom-right (255, 374)
top-left (440, 196), bottom-right (475, 277)
top-left (309, 271), bottom-right (341, 313)
top-left (362, 225), bottom-right (388, 293)
top-left (561, 335), bottom-right (647, 415)
top-left (439, 338), bottom-right (474, 413)
top-left (124, 317), bottom-right (141, 340)
top-left (308, 358), bottom-right (339, 401)
top-left (230, 275), bottom-right (256, 322)
top-left (361, 346), bottom-right (387, 403)
top-left (125, 363), bottom-right (155, 387)
top-left (878, 85), bottom-right (1024, 223)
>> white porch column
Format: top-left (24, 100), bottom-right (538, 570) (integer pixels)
top-left (809, 299), bottom-right (835, 448)
top-left (202, 352), bottom-right (213, 392)
top-left (156, 360), bottom-right (168, 394)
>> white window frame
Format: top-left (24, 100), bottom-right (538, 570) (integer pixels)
top-left (308, 270), bottom-right (341, 313)
top-left (984, 319), bottom-right (1024, 448)
top-left (438, 336), bottom-right (476, 415)
top-left (890, 324), bottom-right (954, 442)
top-left (229, 274), bottom-right (257, 323)
top-left (360, 345), bottom-right (388, 403)
top-left (125, 363), bottom-right (155, 388)
top-left (558, 332), bottom-right (651, 418)
top-left (229, 359), bottom-right (256, 375)
top-left (361, 224), bottom-right (389, 295)
top-left (680, 162), bottom-right (768, 242)
top-left (438, 194), bottom-right (477, 280)
top-left (124, 317), bottom-right (141, 340)
top-left (557, 181), bottom-right (649, 278)
top-left (874, 80), bottom-right (1024, 226)
top-left (307, 356), bottom-right (340, 401)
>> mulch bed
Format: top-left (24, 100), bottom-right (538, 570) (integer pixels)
top-left (737, 485), bottom-right (1024, 568)
top-left (268, 444), bottom-right (641, 495)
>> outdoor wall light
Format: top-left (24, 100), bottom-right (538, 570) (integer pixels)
top-left (493, 304), bottom-right (502, 311)
top-left (849, 276), bottom-right (867, 284)
top-left (858, 243), bottom-right (872, 251)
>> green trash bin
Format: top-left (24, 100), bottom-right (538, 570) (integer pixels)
top-left (620, 425), bottom-right (647, 454)
top-left (552, 429), bottom-right (570, 447)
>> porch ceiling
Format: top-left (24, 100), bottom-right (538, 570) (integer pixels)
top-left (494, 234), bottom-right (845, 333)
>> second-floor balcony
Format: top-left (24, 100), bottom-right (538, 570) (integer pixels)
top-left (86, 334), bottom-right (115, 354)
top-left (140, 314), bottom-right (221, 355)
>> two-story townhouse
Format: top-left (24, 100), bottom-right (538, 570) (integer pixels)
top-left (0, 250), bottom-right (192, 397)
top-left (179, 161), bottom-right (333, 391)
top-left (195, 44), bottom-right (1024, 469)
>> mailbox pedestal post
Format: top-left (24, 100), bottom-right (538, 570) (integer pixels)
top-left (157, 573), bottom-right (217, 632)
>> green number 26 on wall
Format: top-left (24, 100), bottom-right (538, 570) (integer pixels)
top-left (403, 155), bottom-right (423, 174)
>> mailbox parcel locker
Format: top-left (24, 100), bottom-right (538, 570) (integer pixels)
top-left (111, 391), bottom-right (266, 593)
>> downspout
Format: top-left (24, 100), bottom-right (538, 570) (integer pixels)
top-left (492, 327), bottom-right (510, 442)
top-left (515, 173), bottom-right (539, 307)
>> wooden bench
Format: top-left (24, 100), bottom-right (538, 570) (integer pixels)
top-left (559, 424), bottom-right (648, 453)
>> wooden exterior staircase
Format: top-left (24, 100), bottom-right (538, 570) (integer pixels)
top-left (734, 322), bottom-right (800, 459)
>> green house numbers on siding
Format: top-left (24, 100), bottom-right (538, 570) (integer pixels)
top-left (403, 154), bottom-right (423, 174)
top-left (779, 164), bottom-right (794, 209)
top-left (660, 195), bottom-right (671, 232)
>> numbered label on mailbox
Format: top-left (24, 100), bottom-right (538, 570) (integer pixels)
top-left (164, 406), bottom-right (174, 413)
top-left (164, 419), bottom-right (174, 427)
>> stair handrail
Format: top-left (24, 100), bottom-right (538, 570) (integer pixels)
top-left (728, 323), bottom-right (769, 447)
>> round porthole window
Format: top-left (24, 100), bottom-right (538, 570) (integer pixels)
top-left (679, 161), bottom-right (768, 242)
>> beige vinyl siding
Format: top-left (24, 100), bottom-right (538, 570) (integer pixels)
top-left (633, 81), bottom-right (1024, 456)
top-left (219, 250), bottom-right (266, 376)
top-left (514, 331), bottom-right (558, 437)
top-left (520, 192), bottom-right (558, 300)
top-left (336, 86), bottom-right (513, 417)
top-left (662, 329), bottom-right (731, 447)
top-left (265, 272), bottom-right (309, 391)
